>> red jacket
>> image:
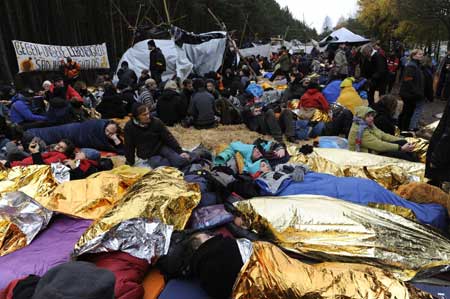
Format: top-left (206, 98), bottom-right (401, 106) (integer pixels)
top-left (11, 151), bottom-right (68, 167)
top-left (299, 89), bottom-right (330, 112)
top-left (83, 252), bottom-right (150, 299)
top-left (387, 58), bottom-right (399, 73)
top-left (49, 84), bottom-right (83, 102)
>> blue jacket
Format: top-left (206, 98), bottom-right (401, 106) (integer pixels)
top-left (27, 119), bottom-right (122, 153)
top-left (9, 94), bottom-right (47, 124)
top-left (257, 172), bottom-right (448, 230)
top-left (214, 141), bottom-right (271, 174)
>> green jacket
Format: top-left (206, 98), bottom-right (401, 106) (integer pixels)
top-left (277, 53), bottom-right (291, 72)
top-left (348, 106), bottom-right (403, 153)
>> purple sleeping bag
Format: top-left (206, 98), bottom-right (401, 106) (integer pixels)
top-left (0, 215), bottom-right (92, 289)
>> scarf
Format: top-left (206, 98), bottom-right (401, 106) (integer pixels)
top-left (132, 118), bottom-right (149, 128)
top-left (353, 116), bottom-right (369, 152)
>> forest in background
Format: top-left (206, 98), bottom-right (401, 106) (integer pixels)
top-left (0, 0), bottom-right (317, 83)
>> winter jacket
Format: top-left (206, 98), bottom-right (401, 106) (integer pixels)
top-left (70, 159), bottom-right (100, 180)
top-left (46, 97), bottom-right (77, 125)
top-left (9, 94), bottom-right (48, 124)
top-left (373, 101), bottom-right (397, 135)
top-left (64, 61), bottom-right (81, 79)
top-left (49, 85), bottom-right (83, 102)
top-left (124, 117), bottom-right (182, 165)
top-left (27, 119), bottom-right (122, 153)
top-left (96, 92), bottom-right (127, 119)
top-left (149, 48), bottom-right (166, 72)
top-left (156, 89), bottom-right (187, 126)
top-left (362, 51), bottom-right (388, 86)
top-left (336, 86), bottom-right (365, 115)
top-left (299, 89), bottom-right (330, 112)
top-left (214, 141), bottom-right (271, 175)
top-left (399, 59), bottom-right (424, 102)
top-left (423, 66), bottom-right (434, 102)
top-left (11, 151), bottom-right (68, 167)
top-left (277, 53), bottom-right (291, 72)
top-left (426, 98), bottom-right (450, 183)
top-left (188, 90), bottom-right (216, 127)
top-left (334, 48), bottom-right (348, 75)
top-left (348, 106), bottom-right (403, 153)
top-left (117, 68), bottom-right (138, 89)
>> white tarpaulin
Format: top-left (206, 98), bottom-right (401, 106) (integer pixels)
top-left (12, 40), bottom-right (110, 73)
top-left (115, 33), bottom-right (227, 82)
top-left (240, 44), bottom-right (272, 58)
top-left (319, 27), bottom-right (370, 45)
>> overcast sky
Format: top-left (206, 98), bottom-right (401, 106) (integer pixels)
top-left (275, 0), bottom-right (358, 33)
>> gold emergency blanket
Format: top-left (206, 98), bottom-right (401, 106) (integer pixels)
top-left (0, 192), bottom-right (52, 256)
top-left (288, 147), bottom-right (425, 190)
top-left (35, 166), bottom-right (150, 219)
top-left (74, 167), bottom-right (201, 252)
top-left (0, 165), bottom-right (58, 199)
top-left (232, 241), bottom-right (431, 299)
top-left (405, 137), bottom-right (429, 163)
top-left (235, 195), bottom-right (450, 281)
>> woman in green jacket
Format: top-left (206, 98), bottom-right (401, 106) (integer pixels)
top-left (348, 106), bottom-right (418, 162)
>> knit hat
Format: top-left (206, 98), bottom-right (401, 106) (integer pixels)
top-left (32, 261), bottom-right (115, 299)
top-left (148, 40), bottom-right (156, 47)
top-left (42, 80), bottom-right (52, 88)
top-left (164, 80), bottom-right (178, 90)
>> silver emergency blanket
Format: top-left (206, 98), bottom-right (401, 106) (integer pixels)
top-left (236, 238), bottom-right (253, 265)
top-left (0, 191), bottom-right (53, 256)
top-left (72, 218), bottom-right (173, 263)
top-left (51, 162), bottom-right (70, 184)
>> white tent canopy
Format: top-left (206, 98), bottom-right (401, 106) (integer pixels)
top-left (320, 27), bottom-right (370, 45)
top-left (114, 32), bottom-right (227, 83)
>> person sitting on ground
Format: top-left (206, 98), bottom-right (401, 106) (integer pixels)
top-left (124, 103), bottom-right (191, 169)
top-left (117, 61), bottom-right (137, 89)
top-left (299, 81), bottom-right (330, 113)
top-left (95, 82), bottom-right (127, 119)
top-left (182, 79), bottom-right (194, 107)
top-left (336, 77), bottom-right (366, 115)
top-left (188, 79), bottom-right (218, 129)
top-left (206, 79), bottom-right (221, 100)
top-left (157, 80), bottom-right (187, 126)
top-left (117, 85), bottom-right (137, 113)
top-left (26, 119), bottom-right (123, 153)
top-left (73, 81), bottom-right (98, 108)
top-left (137, 69), bottom-right (151, 88)
top-left (137, 78), bottom-right (158, 110)
top-left (348, 106), bottom-right (418, 162)
top-left (9, 90), bottom-right (48, 129)
top-left (373, 94), bottom-right (399, 135)
top-left (3, 138), bottom-right (75, 168)
top-left (47, 77), bottom-right (83, 102)
top-left (239, 68), bottom-right (251, 88)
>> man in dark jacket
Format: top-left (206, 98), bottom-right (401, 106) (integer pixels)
top-left (148, 40), bottom-right (166, 84)
top-left (398, 49), bottom-right (425, 131)
top-left (157, 80), bottom-right (187, 126)
top-left (361, 45), bottom-right (388, 106)
top-left (188, 79), bottom-right (218, 129)
top-left (373, 94), bottom-right (399, 135)
top-left (124, 103), bottom-right (190, 168)
top-left (426, 97), bottom-right (450, 188)
top-left (117, 61), bottom-right (137, 89)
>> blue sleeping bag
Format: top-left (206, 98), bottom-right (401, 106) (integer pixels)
top-left (27, 119), bottom-right (120, 152)
top-left (322, 79), bottom-right (367, 104)
top-left (257, 172), bottom-right (448, 230)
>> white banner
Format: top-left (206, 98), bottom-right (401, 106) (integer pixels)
top-left (12, 40), bottom-right (110, 73)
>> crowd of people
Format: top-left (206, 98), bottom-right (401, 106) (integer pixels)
top-left (0, 39), bottom-right (448, 186)
top-left (1, 36), bottom-right (450, 299)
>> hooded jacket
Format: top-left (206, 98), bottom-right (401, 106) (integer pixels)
top-left (9, 94), bottom-right (48, 124)
top-left (336, 86), bottom-right (365, 115)
top-left (299, 88), bottom-right (330, 112)
top-left (373, 101), bottom-right (397, 135)
top-left (156, 89), bottom-right (187, 126)
top-left (348, 106), bottom-right (403, 153)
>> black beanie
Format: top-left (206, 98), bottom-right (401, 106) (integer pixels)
top-left (148, 40), bottom-right (156, 47)
top-left (32, 261), bottom-right (115, 299)
top-left (190, 236), bottom-right (243, 299)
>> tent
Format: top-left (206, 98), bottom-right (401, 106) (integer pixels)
top-left (114, 30), bottom-right (227, 82)
top-left (319, 27), bottom-right (370, 47)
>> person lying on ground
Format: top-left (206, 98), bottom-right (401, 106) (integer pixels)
top-left (9, 91), bottom-right (48, 130)
top-left (348, 106), bottom-right (418, 162)
top-left (124, 103), bottom-right (191, 169)
top-left (26, 119), bottom-right (124, 154)
top-left (2, 138), bottom-right (74, 168)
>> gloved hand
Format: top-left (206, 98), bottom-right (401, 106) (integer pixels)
top-left (292, 165), bottom-right (307, 182)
